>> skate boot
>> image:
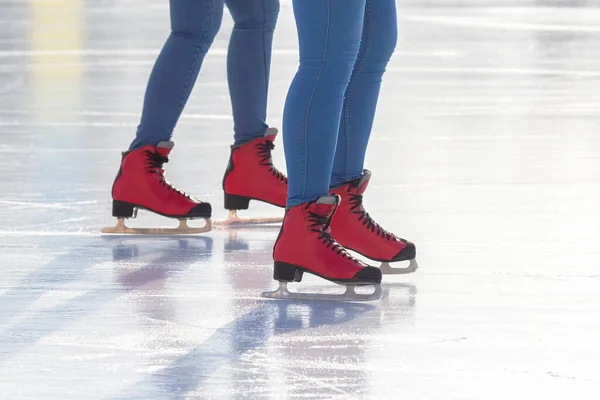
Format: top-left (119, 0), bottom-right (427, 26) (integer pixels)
top-left (216, 127), bottom-right (287, 227)
top-left (262, 195), bottom-right (382, 301)
top-left (330, 170), bottom-right (418, 275)
top-left (101, 141), bottom-right (212, 234)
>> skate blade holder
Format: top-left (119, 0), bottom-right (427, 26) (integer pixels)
top-left (213, 210), bottom-right (283, 229)
top-left (380, 259), bottom-right (419, 275)
top-left (261, 281), bottom-right (382, 302)
top-left (101, 217), bottom-right (212, 235)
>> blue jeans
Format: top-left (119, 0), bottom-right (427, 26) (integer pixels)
top-left (283, 0), bottom-right (397, 206)
top-left (130, 0), bottom-right (280, 150)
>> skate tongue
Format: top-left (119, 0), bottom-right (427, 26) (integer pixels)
top-left (264, 127), bottom-right (278, 143)
top-left (156, 141), bottom-right (175, 158)
top-left (356, 170), bottom-right (372, 195)
top-left (314, 195), bottom-right (339, 220)
top-left (316, 195), bottom-right (338, 206)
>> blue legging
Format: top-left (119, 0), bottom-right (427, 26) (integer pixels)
top-left (130, 0), bottom-right (280, 150)
top-left (283, 0), bottom-right (397, 206)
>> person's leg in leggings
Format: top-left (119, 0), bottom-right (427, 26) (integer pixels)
top-left (129, 0), bottom-right (224, 150)
top-left (283, 0), bottom-right (366, 207)
top-left (225, 0), bottom-right (280, 144)
top-left (330, 0), bottom-right (397, 186)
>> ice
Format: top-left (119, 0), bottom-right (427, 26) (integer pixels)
top-left (1, 1), bottom-right (600, 399)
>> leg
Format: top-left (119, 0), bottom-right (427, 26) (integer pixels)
top-left (283, 0), bottom-right (367, 207)
top-left (218, 0), bottom-right (287, 225)
top-left (330, 0), bottom-right (398, 186)
top-left (129, 0), bottom-right (224, 150)
top-left (106, 0), bottom-right (224, 233)
top-left (225, 0), bottom-right (280, 144)
top-left (327, 0), bottom-right (417, 273)
top-left (267, 0), bottom-right (382, 301)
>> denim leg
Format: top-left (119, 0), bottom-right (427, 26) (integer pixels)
top-left (283, 0), bottom-right (366, 206)
top-left (226, 0), bottom-right (280, 145)
top-left (130, 0), bottom-right (224, 150)
top-left (330, 0), bottom-right (398, 187)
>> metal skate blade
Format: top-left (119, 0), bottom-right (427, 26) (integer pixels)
top-left (101, 218), bottom-right (212, 235)
top-left (380, 259), bottom-right (419, 275)
top-left (213, 210), bottom-right (282, 229)
top-left (261, 281), bottom-right (382, 302)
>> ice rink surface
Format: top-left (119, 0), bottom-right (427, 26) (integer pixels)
top-left (1, 0), bottom-right (600, 398)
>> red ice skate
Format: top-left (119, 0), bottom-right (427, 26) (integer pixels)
top-left (101, 141), bottom-right (212, 234)
top-left (217, 127), bottom-right (287, 227)
top-left (262, 195), bottom-right (382, 301)
top-left (330, 170), bottom-right (418, 275)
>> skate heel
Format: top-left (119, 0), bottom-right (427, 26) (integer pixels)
top-left (224, 193), bottom-right (251, 210)
top-left (273, 261), bottom-right (304, 282)
top-left (112, 200), bottom-right (136, 218)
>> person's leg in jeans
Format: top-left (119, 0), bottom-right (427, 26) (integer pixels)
top-left (283, 0), bottom-right (366, 207)
top-left (108, 0), bottom-right (224, 228)
top-left (221, 0), bottom-right (287, 223)
top-left (269, 0), bottom-right (382, 296)
top-left (330, 0), bottom-right (397, 186)
top-left (130, 0), bottom-right (224, 149)
top-left (328, 0), bottom-right (417, 272)
top-left (226, 0), bottom-right (279, 144)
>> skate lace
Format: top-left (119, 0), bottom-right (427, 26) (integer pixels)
top-left (256, 141), bottom-right (288, 183)
top-left (348, 193), bottom-right (399, 241)
top-left (144, 150), bottom-right (192, 199)
top-left (306, 209), bottom-right (362, 262)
